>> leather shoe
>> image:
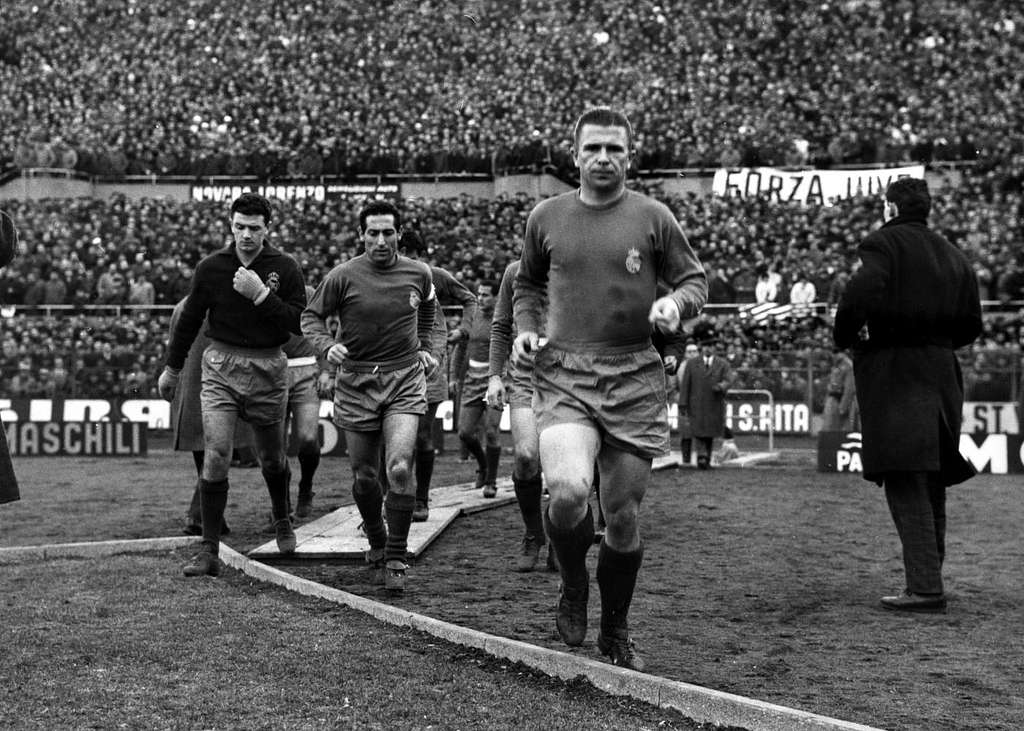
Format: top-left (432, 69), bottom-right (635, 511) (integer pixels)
top-left (880, 591), bottom-right (947, 612)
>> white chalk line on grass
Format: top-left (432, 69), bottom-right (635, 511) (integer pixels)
top-left (3, 535), bottom-right (882, 731)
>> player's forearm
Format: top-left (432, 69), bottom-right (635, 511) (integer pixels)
top-left (300, 308), bottom-right (335, 361)
top-left (488, 317), bottom-right (512, 377)
top-left (417, 297), bottom-right (436, 353)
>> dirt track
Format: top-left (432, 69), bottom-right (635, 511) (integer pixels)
top-left (4, 445), bottom-right (1022, 730)
top-left (281, 459), bottom-right (1024, 731)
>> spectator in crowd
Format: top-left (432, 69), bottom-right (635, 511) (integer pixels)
top-left (789, 270), bottom-right (817, 307)
top-left (754, 264), bottom-right (781, 304)
top-left (2, 1), bottom-right (1021, 177)
top-left (95, 263), bottom-right (125, 304)
top-left (128, 271), bottom-right (156, 305)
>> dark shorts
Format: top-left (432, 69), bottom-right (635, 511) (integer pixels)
top-left (460, 360), bottom-right (490, 408)
top-left (508, 360), bottom-right (534, 410)
top-left (201, 343), bottom-right (288, 427)
top-left (334, 360), bottom-right (427, 432)
top-left (532, 343), bottom-right (668, 459)
top-left (286, 361), bottom-right (320, 409)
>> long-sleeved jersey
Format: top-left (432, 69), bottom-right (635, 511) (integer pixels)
top-left (489, 259), bottom-right (547, 378)
top-left (165, 243), bottom-right (306, 370)
top-left (430, 265), bottom-right (478, 354)
top-left (301, 253), bottom-right (435, 365)
top-left (514, 190), bottom-right (706, 351)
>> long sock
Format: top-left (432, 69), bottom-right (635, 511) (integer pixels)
top-left (596, 540), bottom-right (644, 635)
top-left (513, 473), bottom-right (544, 539)
top-left (384, 492), bottom-right (415, 563)
top-left (199, 478), bottom-right (229, 553)
top-left (461, 434), bottom-right (486, 472)
top-left (544, 504), bottom-right (594, 589)
top-left (263, 465), bottom-right (291, 520)
top-left (186, 480), bottom-right (201, 522)
top-left (353, 479), bottom-right (386, 549)
top-left (187, 451), bottom-right (203, 522)
top-left (297, 447), bottom-right (320, 494)
top-left (485, 445), bottom-right (502, 485)
top-left (414, 448), bottom-right (435, 503)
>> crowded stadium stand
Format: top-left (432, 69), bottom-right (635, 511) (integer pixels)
top-left (1, 0), bottom-right (1022, 417)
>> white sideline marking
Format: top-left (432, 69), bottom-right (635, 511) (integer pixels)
top-left (3, 537), bottom-right (881, 730)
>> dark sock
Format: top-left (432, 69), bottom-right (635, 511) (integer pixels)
top-left (353, 479), bottom-right (386, 549)
top-left (544, 504), bottom-right (594, 589)
top-left (513, 473), bottom-right (544, 539)
top-left (462, 434), bottom-right (485, 471)
top-left (297, 447), bottom-right (320, 494)
top-left (263, 465), bottom-right (291, 520)
top-left (596, 541), bottom-right (644, 635)
top-left (186, 480), bottom-right (201, 522)
top-left (415, 448), bottom-right (435, 503)
top-left (384, 492), bottom-right (415, 563)
top-left (485, 445), bottom-right (502, 484)
top-left (199, 478), bottom-right (229, 553)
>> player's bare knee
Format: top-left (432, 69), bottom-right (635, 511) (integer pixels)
top-left (352, 468), bottom-right (379, 497)
top-left (513, 451), bottom-right (540, 478)
top-left (546, 474), bottom-right (590, 516)
top-left (386, 461), bottom-right (413, 492)
top-left (296, 437), bottom-right (318, 457)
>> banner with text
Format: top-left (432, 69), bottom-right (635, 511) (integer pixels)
top-left (5, 421), bottom-right (147, 457)
top-left (712, 165), bottom-right (925, 206)
top-left (818, 431), bottom-right (1024, 475)
top-left (190, 182), bottom-right (400, 203)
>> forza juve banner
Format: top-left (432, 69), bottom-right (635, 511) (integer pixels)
top-left (818, 431), bottom-right (1024, 475)
top-left (712, 165), bottom-right (925, 206)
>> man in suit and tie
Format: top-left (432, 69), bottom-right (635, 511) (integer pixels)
top-left (678, 326), bottom-right (735, 469)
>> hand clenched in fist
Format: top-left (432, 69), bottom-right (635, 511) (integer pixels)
top-left (233, 267), bottom-right (270, 303)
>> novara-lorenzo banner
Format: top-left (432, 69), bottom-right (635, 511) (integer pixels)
top-left (712, 165), bottom-right (925, 206)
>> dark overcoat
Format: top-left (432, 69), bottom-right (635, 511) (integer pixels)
top-left (169, 298), bottom-right (254, 452)
top-left (833, 214), bottom-right (982, 484)
top-left (679, 355), bottom-right (734, 438)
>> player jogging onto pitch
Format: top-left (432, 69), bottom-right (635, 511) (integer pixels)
top-left (513, 107), bottom-right (707, 670)
top-left (159, 192), bottom-right (307, 577)
top-left (301, 200), bottom-right (437, 593)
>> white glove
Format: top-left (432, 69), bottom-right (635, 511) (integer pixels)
top-left (158, 366), bottom-right (181, 401)
top-left (233, 267), bottom-right (269, 303)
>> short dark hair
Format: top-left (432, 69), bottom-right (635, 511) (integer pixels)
top-left (885, 177), bottom-right (931, 219)
top-left (359, 200), bottom-right (401, 232)
top-left (230, 193), bottom-right (273, 224)
top-left (572, 107), bottom-right (634, 149)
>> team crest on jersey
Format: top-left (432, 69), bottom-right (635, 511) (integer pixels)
top-left (266, 271), bottom-right (280, 292)
top-left (409, 289), bottom-right (421, 309)
top-left (625, 247), bottom-right (642, 274)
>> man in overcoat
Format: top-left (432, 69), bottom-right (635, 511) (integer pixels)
top-left (678, 329), bottom-right (734, 469)
top-left (834, 177), bottom-right (982, 612)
